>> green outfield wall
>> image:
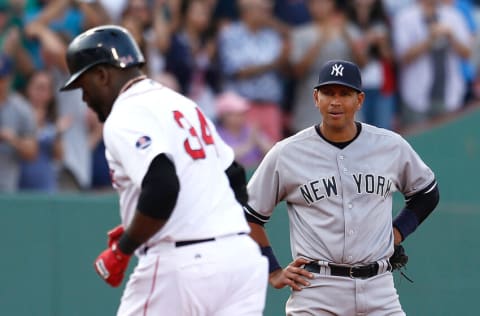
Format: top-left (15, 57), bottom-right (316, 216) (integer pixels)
top-left (1, 108), bottom-right (479, 315)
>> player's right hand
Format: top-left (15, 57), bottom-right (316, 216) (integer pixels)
top-left (94, 242), bottom-right (131, 287)
top-left (268, 257), bottom-right (313, 291)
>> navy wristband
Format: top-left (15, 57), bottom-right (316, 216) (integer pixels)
top-left (261, 246), bottom-right (281, 273)
top-left (393, 208), bottom-right (419, 241)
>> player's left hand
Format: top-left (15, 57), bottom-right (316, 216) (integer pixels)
top-left (107, 224), bottom-right (124, 248)
top-left (94, 242), bottom-right (131, 287)
top-left (269, 257), bottom-right (314, 291)
top-left (389, 244), bottom-right (408, 270)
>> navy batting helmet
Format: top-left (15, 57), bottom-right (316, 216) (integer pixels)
top-left (60, 25), bottom-right (145, 91)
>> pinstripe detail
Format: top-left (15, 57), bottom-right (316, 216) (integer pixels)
top-left (311, 260), bottom-right (392, 276)
top-left (143, 257), bottom-right (160, 316)
top-left (379, 260), bottom-right (386, 272)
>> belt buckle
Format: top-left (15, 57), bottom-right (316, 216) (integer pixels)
top-left (349, 266), bottom-right (355, 278)
top-left (349, 265), bottom-right (364, 278)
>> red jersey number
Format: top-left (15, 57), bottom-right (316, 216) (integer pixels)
top-left (173, 108), bottom-right (215, 160)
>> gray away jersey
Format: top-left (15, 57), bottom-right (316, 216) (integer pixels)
top-left (247, 123), bottom-right (435, 264)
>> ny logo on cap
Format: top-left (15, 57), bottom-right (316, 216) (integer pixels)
top-left (331, 64), bottom-right (344, 77)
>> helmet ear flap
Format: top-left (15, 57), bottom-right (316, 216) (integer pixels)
top-left (60, 25), bottom-right (145, 91)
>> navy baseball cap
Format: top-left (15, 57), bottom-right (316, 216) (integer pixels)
top-left (314, 60), bottom-right (362, 92)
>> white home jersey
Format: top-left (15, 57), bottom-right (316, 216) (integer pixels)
top-left (103, 79), bottom-right (249, 250)
top-left (247, 123), bottom-right (435, 264)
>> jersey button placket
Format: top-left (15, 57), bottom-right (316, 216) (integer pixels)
top-left (338, 152), bottom-right (352, 263)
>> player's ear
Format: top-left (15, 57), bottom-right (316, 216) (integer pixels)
top-left (313, 89), bottom-right (320, 108)
top-left (93, 65), bottom-right (110, 89)
top-left (356, 91), bottom-right (365, 111)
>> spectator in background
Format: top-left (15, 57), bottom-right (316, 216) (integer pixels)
top-left (87, 108), bottom-right (112, 191)
top-left (165, 0), bottom-right (220, 120)
top-left (135, 0), bottom-right (178, 78)
top-left (288, 0), bottom-right (364, 133)
top-left (274, 0), bottom-right (311, 26)
top-left (218, 0), bottom-right (289, 142)
top-left (150, 0), bottom-right (183, 33)
top-left (271, 0), bottom-right (311, 137)
top-left (121, 0), bottom-right (157, 51)
top-left (213, 0), bottom-right (239, 29)
top-left (19, 70), bottom-right (71, 192)
top-left (96, 0), bottom-right (128, 24)
top-left (121, 0), bottom-right (152, 30)
top-left (471, 2), bottom-right (480, 100)
top-left (216, 91), bottom-right (273, 169)
top-left (0, 3), bottom-right (35, 91)
top-left (347, 0), bottom-right (397, 130)
top-left (153, 71), bottom-right (181, 92)
top-left (443, 0), bottom-right (478, 105)
top-left (23, 0), bottom-right (109, 70)
top-left (392, 0), bottom-right (472, 128)
top-left (382, 0), bottom-right (415, 19)
top-left (0, 54), bottom-right (38, 192)
top-left (25, 0), bottom-right (109, 191)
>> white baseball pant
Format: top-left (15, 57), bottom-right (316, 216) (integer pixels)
top-left (117, 234), bottom-right (268, 316)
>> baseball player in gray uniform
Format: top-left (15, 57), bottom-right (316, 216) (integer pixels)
top-left (245, 59), bottom-right (440, 315)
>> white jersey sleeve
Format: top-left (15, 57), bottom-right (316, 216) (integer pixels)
top-left (104, 105), bottom-right (171, 187)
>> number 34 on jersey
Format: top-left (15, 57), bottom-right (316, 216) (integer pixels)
top-left (173, 107), bottom-right (216, 160)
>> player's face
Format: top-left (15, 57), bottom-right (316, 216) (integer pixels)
top-left (314, 84), bottom-right (364, 131)
top-left (75, 69), bottom-right (110, 122)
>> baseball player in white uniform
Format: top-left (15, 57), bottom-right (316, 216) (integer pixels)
top-left (60, 25), bottom-right (268, 316)
top-left (244, 60), bottom-right (440, 315)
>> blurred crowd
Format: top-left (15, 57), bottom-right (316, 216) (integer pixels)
top-left (0, 0), bottom-right (479, 193)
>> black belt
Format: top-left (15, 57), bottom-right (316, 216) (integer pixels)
top-left (175, 237), bottom-right (215, 247)
top-left (176, 232), bottom-right (247, 247)
top-left (140, 238), bottom-right (215, 254)
top-left (142, 233), bottom-right (247, 253)
top-left (304, 262), bottom-right (388, 279)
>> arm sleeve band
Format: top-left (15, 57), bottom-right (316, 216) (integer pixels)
top-left (244, 204), bottom-right (270, 226)
top-left (136, 154), bottom-right (180, 220)
top-left (261, 246), bottom-right (282, 273)
top-left (393, 180), bottom-right (440, 240)
top-left (225, 161), bottom-right (249, 206)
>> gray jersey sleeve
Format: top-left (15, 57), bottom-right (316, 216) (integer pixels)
top-left (395, 135), bottom-right (435, 197)
top-left (247, 143), bottom-right (285, 219)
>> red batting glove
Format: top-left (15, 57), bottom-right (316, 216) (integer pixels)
top-left (94, 242), bottom-right (131, 287)
top-left (107, 225), bottom-right (124, 248)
